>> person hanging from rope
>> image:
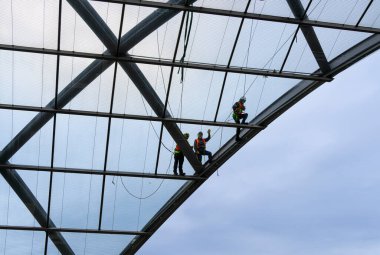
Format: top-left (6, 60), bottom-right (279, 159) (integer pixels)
top-left (173, 133), bottom-right (190, 176)
top-left (233, 96), bottom-right (248, 142)
top-left (194, 129), bottom-right (213, 164)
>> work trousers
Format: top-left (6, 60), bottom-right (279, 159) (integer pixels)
top-left (234, 113), bottom-right (248, 138)
top-left (173, 153), bottom-right (184, 174)
top-left (197, 150), bottom-right (213, 163)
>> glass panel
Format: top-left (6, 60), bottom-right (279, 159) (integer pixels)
top-left (0, 110), bottom-right (53, 166)
top-left (127, 7), bottom-right (181, 60)
top-left (193, 0), bottom-right (249, 12)
top-left (176, 13), bottom-right (241, 65)
top-left (0, 170), bottom-right (49, 226)
top-left (305, 0), bottom-right (370, 25)
top-left (315, 28), bottom-right (371, 61)
top-left (112, 63), bottom-right (171, 116)
top-left (61, 1), bottom-right (122, 54)
top-left (0, 230), bottom-right (45, 255)
top-left (252, 0), bottom-right (294, 18)
top-left (54, 114), bottom-right (108, 170)
top-left (106, 119), bottom-right (160, 174)
top-left (58, 233), bottom-right (134, 255)
top-left (359, 1), bottom-right (380, 28)
top-left (50, 173), bottom-right (102, 229)
top-left (0, 51), bottom-right (56, 107)
top-left (0, 0), bottom-right (59, 49)
top-left (59, 56), bottom-right (114, 113)
top-left (231, 20), bottom-right (297, 71)
top-left (102, 175), bottom-right (187, 231)
top-left (282, 31), bottom-right (319, 73)
top-left (167, 68), bottom-right (225, 121)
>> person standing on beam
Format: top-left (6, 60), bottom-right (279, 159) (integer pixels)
top-left (232, 96), bottom-right (248, 141)
top-left (173, 133), bottom-right (190, 176)
top-left (194, 129), bottom-right (213, 164)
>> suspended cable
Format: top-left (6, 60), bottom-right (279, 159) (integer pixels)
top-left (119, 155), bottom-right (173, 200)
top-left (177, 5), bottom-right (194, 83)
top-left (32, 2), bottom-right (46, 252)
top-left (60, 11), bottom-right (78, 228)
top-left (4, 1), bottom-right (15, 252)
top-left (327, 0), bottom-right (360, 59)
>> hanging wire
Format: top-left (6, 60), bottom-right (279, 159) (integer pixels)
top-left (84, 4), bottom-right (110, 254)
top-left (327, 0), bottom-right (360, 59)
top-left (119, 155), bottom-right (173, 200)
top-left (177, 6), bottom-right (194, 83)
top-left (31, 2), bottom-right (46, 253)
top-left (201, 0), bottom-right (236, 125)
top-left (4, 1), bottom-right (15, 253)
top-left (116, 14), bottom-right (177, 201)
top-left (60, 11), bottom-right (77, 228)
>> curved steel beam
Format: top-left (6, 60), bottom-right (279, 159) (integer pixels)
top-left (121, 34), bottom-right (380, 255)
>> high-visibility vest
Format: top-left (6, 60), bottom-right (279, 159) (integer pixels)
top-left (195, 138), bottom-right (206, 149)
top-left (174, 144), bottom-right (181, 154)
top-left (233, 102), bottom-right (245, 114)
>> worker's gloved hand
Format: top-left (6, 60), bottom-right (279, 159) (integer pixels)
top-left (207, 129), bottom-right (211, 134)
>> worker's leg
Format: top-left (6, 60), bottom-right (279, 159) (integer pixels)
top-left (178, 154), bottom-right (185, 175)
top-left (205, 150), bottom-right (213, 163)
top-left (196, 153), bottom-right (202, 162)
top-left (173, 154), bottom-right (179, 175)
top-left (241, 113), bottom-right (248, 124)
top-left (234, 116), bottom-right (241, 140)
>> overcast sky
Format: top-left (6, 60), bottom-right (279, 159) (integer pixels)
top-left (138, 51), bottom-right (380, 255)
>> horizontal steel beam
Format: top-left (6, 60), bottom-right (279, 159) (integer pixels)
top-left (0, 103), bottom-right (265, 130)
top-left (0, 225), bottom-right (149, 236)
top-left (0, 163), bottom-right (206, 181)
top-left (0, 44), bottom-right (332, 81)
top-left (92, 0), bottom-right (380, 34)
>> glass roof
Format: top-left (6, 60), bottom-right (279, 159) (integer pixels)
top-left (0, 0), bottom-right (379, 254)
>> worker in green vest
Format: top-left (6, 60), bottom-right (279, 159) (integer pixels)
top-left (173, 133), bottom-right (190, 176)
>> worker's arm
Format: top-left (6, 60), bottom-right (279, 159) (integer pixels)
top-left (193, 140), bottom-right (197, 153)
top-left (205, 129), bottom-right (211, 142)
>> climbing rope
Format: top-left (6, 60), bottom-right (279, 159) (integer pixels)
top-left (177, 6), bottom-right (194, 83)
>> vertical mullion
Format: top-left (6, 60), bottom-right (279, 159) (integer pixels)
top-left (356, 0), bottom-right (373, 27)
top-left (154, 11), bottom-right (187, 175)
top-left (44, 0), bottom-right (63, 254)
top-left (214, 0), bottom-right (252, 122)
top-left (279, 0), bottom-right (313, 73)
top-left (98, 3), bottom-right (125, 230)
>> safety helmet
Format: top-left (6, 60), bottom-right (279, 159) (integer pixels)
top-left (197, 131), bottom-right (203, 137)
top-left (183, 133), bottom-right (189, 139)
top-left (239, 96), bottom-right (246, 103)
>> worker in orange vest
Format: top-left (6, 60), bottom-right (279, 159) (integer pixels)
top-left (173, 133), bottom-right (190, 176)
top-left (194, 129), bottom-right (212, 163)
top-left (232, 96), bottom-right (248, 141)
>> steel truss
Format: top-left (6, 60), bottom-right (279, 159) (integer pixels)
top-left (93, 0), bottom-right (380, 34)
top-left (0, 225), bottom-right (148, 236)
top-left (0, 44), bottom-right (332, 81)
top-left (0, 163), bottom-right (206, 181)
top-left (0, 0), bottom-right (379, 254)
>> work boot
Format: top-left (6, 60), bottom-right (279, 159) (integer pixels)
top-left (180, 172), bottom-right (186, 176)
top-left (173, 171), bottom-right (178, 176)
top-left (236, 136), bottom-right (242, 142)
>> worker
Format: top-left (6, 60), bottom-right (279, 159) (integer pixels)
top-left (194, 129), bottom-right (213, 163)
top-left (173, 133), bottom-right (190, 176)
top-left (232, 96), bottom-right (248, 141)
